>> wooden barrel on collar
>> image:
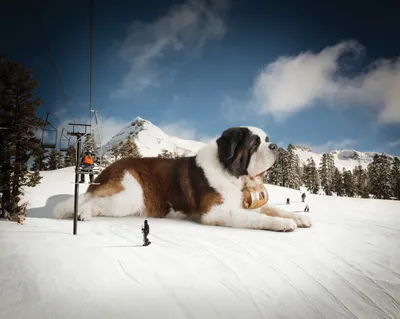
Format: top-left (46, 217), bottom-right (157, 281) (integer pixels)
top-left (242, 184), bottom-right (269, 209)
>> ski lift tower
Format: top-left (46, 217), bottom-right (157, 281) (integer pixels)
top-left (67, 110), bottom-right (103, 235)
top-left (67, 122), bottom-right (91, 235)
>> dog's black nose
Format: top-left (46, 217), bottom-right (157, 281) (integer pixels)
top-left (269, 143), bottom-right (278, 150)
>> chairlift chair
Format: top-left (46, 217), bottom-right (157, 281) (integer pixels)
top-left (59, 128), bottom-right (71, 152)
top-left (41, 113), bottom-right (58, 149)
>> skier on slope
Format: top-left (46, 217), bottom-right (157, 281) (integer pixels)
top-left (141, 220), bottom-right (151, 246)
top-left (301, 193), bottom-right (306, 202)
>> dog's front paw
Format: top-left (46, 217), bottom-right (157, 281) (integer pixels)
top-left (78, 209), bottom-right (92, 221)
top-left (292, 214), bottom-right (312, 228)
top-left (271, 217), bottom-right (297, 232)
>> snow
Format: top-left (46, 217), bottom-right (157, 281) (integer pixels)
top-left (102, 117), bottom-right (205, 158)
top-left (294, 147), bottom-right (386, 171)
top-left (1, 167), bottom-right (400, 319)
top-left (101, 117), bottom-right (395, 172)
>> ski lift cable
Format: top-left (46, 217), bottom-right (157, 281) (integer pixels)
top-left (31, 1), bottom-right (77, 125)
top-left (50, 113), bottom-right (72, 135)
top-left (39, 112), bottom-right (74, 150)
top-left (86, 0), bottom-right (104, 166)
top-left (59, 128), bottom-right (71, 151)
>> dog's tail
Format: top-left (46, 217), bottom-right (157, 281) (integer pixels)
top-left (53, 193), bottom-right (89, 219)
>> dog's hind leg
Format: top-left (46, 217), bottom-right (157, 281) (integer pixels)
top-left (79, 172), bottom-right (145, 220)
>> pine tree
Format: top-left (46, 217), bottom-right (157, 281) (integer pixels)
top-left (120, 134), bottom-right (142, 158)
top-left (391, 157), bottom-right (400, 200)
top-left (319, 154), bottom-right (330, 195)
top-left (109, 142), bottom-right (121, 162)
top-left (31, 146), bottom-right (48, 171)
top-left (368, 154), bottom-right (393, 199)
top-left (309, 159), bottom-right (320, 194)
top-left (319, 153), bottom-right (335, 195)
top-left (380, 154), bottom-right (393, 199)
top-left (172, 148), bottom-right (184, 158)
top-left (63, 145), bottom-right (76, 167)
top-left (343, 169), bottom-right (355, 197)
top-left (285, 144), bottom-right (302, 189)
top-left (302, 162), bottom-right (309, 187)
top-left (368, 154), bottom-right (380, 198)
top-left (266, 147), bottom-right (287, 186)
top-left (83, 133), bottom-right (96, 154)
top-left (158, 149), bottom-right (174, 158)
top-left (302, 157), bottom-right (320, 194)
top-left (0, 57), bottom-right (44, 219)
top-left (352, 165), bottom-right (369, 198)
top-left (47, 149), bottom-right (63, 170)
top-left (332, 168), bottom-right (345, 196)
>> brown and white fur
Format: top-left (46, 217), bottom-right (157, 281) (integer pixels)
top-left (53, 126), bottom-right (311, 232)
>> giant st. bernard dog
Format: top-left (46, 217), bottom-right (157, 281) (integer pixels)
top-left (53, 126), bottom-right (311, 231)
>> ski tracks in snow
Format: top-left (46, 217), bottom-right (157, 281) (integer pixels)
top-left (103, 219), bottom-right (400, 319)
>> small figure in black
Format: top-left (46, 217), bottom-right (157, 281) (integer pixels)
top-left (304, 205), bottom-right (309, 212)
top-left (141, 220), bottom-right (151, 246)
top-left (286, 198), bottom-right (290, 205)
top-left (301, 193), bottom-right (306, 202)
top-left (80, 151), bottom-right (94, 184)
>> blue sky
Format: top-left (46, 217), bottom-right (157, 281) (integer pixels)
top-left (2, 0), bottom-right (400, 155)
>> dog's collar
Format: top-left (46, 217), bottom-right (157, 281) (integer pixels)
top-left (242, 184), bottom-right (268, 209)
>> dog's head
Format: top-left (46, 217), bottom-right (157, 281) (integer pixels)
top-left (216, 126), bottom-right (278, 179)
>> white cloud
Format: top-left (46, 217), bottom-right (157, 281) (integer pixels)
top-left (387, 140), bottom-right (400, 149)
top-left (245, 40), bottom-right (400, 123)
top-left (159, 120), bottom-right (215, 143)
top-left (52, 107), bottom-right (69, 120)
top-left (296, 138), bottom-right (358, 153)
top-left (98, 116), bottom-right (131, 145)
top-left (111, 0), bottom-right (229, 98)
top-left (52, 115), bottom-right (129, 149)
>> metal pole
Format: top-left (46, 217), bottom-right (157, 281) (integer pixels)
top-left (73, 136), bottom-right (82, 235)
top-left (91, 110), bottom-right (103, 167)
top-left (89, 0), bottom-right (93, 127)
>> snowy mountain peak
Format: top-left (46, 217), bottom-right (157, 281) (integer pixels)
top-left (294, 145), bottom-right (312, 152)
top-left (103, 117), bottom-right (205, 158)
top-left (103, 117), bottom-right (394, 171)
top-left (128, 117), bottom-right (155, 130)
top-left (336, 150), bottom-right (360, 160)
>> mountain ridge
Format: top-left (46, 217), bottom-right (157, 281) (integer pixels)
top-left (102, 117), bottom-right (396, 170)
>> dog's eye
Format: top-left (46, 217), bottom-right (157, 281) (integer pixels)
top-left (265, 136), bottom-right (269, 143)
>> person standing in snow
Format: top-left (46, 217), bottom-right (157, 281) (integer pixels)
top-left (141, 220), bottom-right (151, 246)
top-left (286, 198), bottom-right (290, 205)
top-left (301, 193), bottom-right (306, 202)
top-left (304, 205), bottom-right (309, 212)
top-left (80, 151), bottom-right (94, 184)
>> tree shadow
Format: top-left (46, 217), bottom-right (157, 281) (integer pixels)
top-left (26, 194), bottom-right (73, 219)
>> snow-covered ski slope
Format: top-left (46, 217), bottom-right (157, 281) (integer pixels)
top-left (1, 166), bottom-right (400, 319)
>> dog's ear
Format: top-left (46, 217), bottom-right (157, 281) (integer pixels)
top-left (217, 128), bottom-right (242, 161)
top-left (217, 127), bottom-right (251, 177)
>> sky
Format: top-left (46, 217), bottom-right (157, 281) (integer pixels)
top-left (2, 0), bottom-right (400, 155)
